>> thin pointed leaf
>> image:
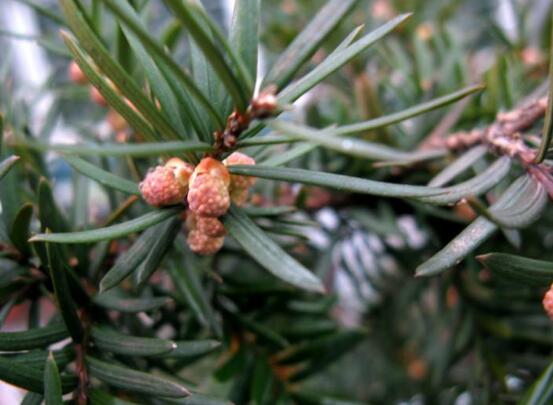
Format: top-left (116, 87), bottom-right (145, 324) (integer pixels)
top-left (0, 156), bottom-right (20, 181)
top-left (223, 206), bottom-right (324, 293)
top-left (228, 165), bottom-right (443, 198)
top-left (488, 178), bottom-right (548, 228)
top-left (96, 0), bottom-right (224, 127)
top-left (262, 0), bottom-right (358, 89)
top-left (64, 155), bottom-right (139, 195)
top-left (61, 32), bottom-right (158, 141)
top-left (534, 19), bottom-right (553, 163)
top-left (230, 0), bottom-right (259, 87)
top-left (89, 388), bottom-right (140, 405)
top-left (21, 139), bottom-right (212, 157)
top-left (168, 248), bottom-right (221, 336)
top-left (91, 326), bottom-right (177, 356)
top-left (86, 355), bottom-right (190, 398)
top-left (120, 26), bottom-right (188, 137)
top-left (0, 322), bottom-right (68, 351)
top-left (519, 360), bottom-right (553, 405)
top-left (59, 0), bottom-right (183, 139)
top-left (156, 340), bottom-right (221, 359)
top-left (134, 217), bottom-right (182, 285)
top-left (428, 145), bottom-right (488, 187)
top-left (477, 253), bottom-right (553, 286)
top-left (21, 393), bottom-right (43, 405)
top-left (38, 178), bottom-right (70, 232)
top-left (30, 207), bottom-right (181, 244)
top-left (44, 353), bottom-right (63, 405)
top-left (416, 176), bottom-right (528, 276)
top-left (417, 156), bottom-right (512, 206)
top-left (278, 14), bottom-right (412, 103)
top-left (163, 0), bottom-right (250, 109)
top-left (46, 241), bottom-right (84, 342)
top-left (332, 84), bottom-right (484, 136)
top-left (93, 290), bottom-right (171, 313)
top-left (270, 120), bottom-right (446, 161)
top-left (9, 203), bottom-right (33, 256)
top-left (99, 219), bottom-right (174, 292)
top-left (0, 356), bottom-right (77, 394)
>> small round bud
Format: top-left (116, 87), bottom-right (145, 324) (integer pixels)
top-left (191, 157), bottom-right (230, 186)
top-left (223, 152), bottom-right (256, 190)
top-left (197, 216), bottom-right (226, 237)
top-left (187, 230), bottom-right (224, 255)
top-left (90, 86), bottom-right (107, 106)
top-left (107, 109), bottom-right (128, 133)
top-left (250, 86), bottom-right (278, 119)
top-left (165, 158), bottom-right (194, 190)
top-left (543, 283), bottom-right (553, 320)
top-left (68, 61), bottom-right (87, 85)
top-left (139, 165), bottom-right (187, 207)
top-left (188, 174), bottom-right (230, 217)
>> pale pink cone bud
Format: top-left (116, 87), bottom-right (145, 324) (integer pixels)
top-left (197, 216), bottom-right (226, 237)
top-left (543, 283), bottom-right (553, 320)
top-left (230, 187), bottom-right (250, 207)
top-left (90, 86), bottom-right (107, 106)
top-left (190, 157), bottom-right (230, 187)
top-left (188, 175), bottom-right (230, 217)
top-left (139, 165), bottom-right (187, 207)
top-left (187, 229), bottom-right (224, 255)
top-left (185, 210), bottom-right (225, 237)
top-left (223, 152), bottom-right (256, 190)
top-left (165, 158), bottom-right (194, 190)
top-left (69, 61), bottom-right (87, 85)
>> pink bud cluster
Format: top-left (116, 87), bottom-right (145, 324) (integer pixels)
top-left (543, 283), bottom-right (553, 320)
top-left (139, 152), bottom-right (256, 255)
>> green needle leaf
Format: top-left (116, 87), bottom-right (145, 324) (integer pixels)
top-left (0, 356), bottom-right (77, 394)
top-left (0, 155), bottom-right (20, 181)
top-left (332, 84), bottom-right (485, 136)
top-left (96, 0), bottom-right (223, 127)
top-left (64, 155), bottom-right (139, 195)
top-left (30, 207), bottom-right (181, 244)
top-left (428, 145), bottom-right (488, 187)
top-left (278, 14), bottom-right (413, 103)
top-left (262, 0), bottom-right (358, 89)
top-left (60, 0), bottom-right (185, 140)
top-left (477, 253), bottom-right (553, 286)
top-left (19, 139), bottom-right (212, 157)
top-left (99, 219), bottom-right (177, 292)
top-left (93, 290), bottom-right (171, 313)
top-left (86, 355), bottom-right (190, 398)
top-left (223, 206), bottom-right (324, 293)
top-left (163, 0), bottom-right (250, 109)
top-left (228, 165), bottom-right (443, 198)
top-left (44, 352), bottom-right (63, 405)
top-left (534, 17), bottom-right (553, 163)
top-left (9, 203), bottom-right (34, 256)
top-left (416, 176), bottom-right (529, 277)
top-left (46, 241), bottom-right (84, 342)
top-left (91, 326), bottom-right (177, 356)
top-left (0, 322), bottom-right (68, 351)
top-left (270, 120), bottom-right (446, 161)
top-left (61, 31), bottom-right (159, 142)
top-left (230, 0), bottom-right (259, 89)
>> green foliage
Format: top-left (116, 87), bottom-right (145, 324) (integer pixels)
top-left (0, 0), bottom-right (553, 404)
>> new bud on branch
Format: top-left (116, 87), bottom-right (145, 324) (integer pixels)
top-left (139, 153), bottom-right (256, 255)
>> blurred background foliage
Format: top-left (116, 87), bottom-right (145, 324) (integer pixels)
top-left (1, 0), bottom-right (553, 404)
